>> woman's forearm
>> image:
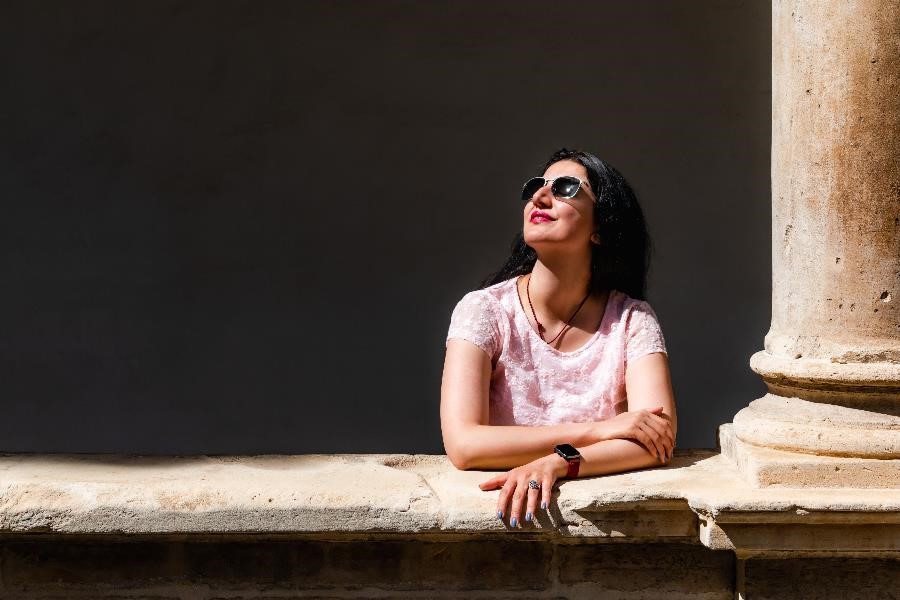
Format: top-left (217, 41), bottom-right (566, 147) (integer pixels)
top-left (455, 421), bottom-right (601, 470)
top-left (569, 438), bottom-right (663, 478)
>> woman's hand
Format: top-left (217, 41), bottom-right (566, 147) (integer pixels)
top-left (478, 453), bottom-right (567, 527)
top-left (593, 406), bottom-right (675, 463)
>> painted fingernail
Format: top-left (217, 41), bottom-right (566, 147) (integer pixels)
top-left (541, 501), bottom-right (547, 510)
top-left (510, 517), bottom-right (517, 527)
top-left (497, 510), bottom-right (503, 519)
top-left (525, 512), bottom-right (532, 522)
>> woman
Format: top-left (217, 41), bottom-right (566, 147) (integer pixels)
top-left (440, 148), bottom-right (677, 528)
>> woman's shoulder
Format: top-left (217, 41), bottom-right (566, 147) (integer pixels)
top-left (478, 276), bottom-right (518, 294)
top-left (446, 279), bottom-right (517, 357)
top-left (610, 289), bottom-right (658, 313)
top-left (454, 277), bottom-right (517, 308)
top-left (602, 289), bottom-right (663, 330)
top-left (613, 291), bottom-right (668, 359)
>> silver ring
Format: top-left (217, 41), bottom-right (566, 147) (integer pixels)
top-left (528, 479), bottom-right (541, 489)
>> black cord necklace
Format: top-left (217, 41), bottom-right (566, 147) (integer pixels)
top-left (522, 273), bottom-right (592, 346)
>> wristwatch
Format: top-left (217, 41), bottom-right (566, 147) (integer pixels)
top-left (554, 443), bottom-right (582, 479)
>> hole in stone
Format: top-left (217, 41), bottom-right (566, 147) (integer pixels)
top-left (880, 291), bottom-right (891, 302)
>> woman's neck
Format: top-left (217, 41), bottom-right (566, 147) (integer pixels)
top-left (527, 254), bottom-right (593, 320)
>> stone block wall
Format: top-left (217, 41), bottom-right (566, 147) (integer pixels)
top-left (3, 534), bottom-right (899, 599)
top-left (1, 534), bottom-right (736, 599)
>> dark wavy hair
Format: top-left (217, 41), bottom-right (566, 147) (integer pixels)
top-left (479, 148), bottom-right (653, 300)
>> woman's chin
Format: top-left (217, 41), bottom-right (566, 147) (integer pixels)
top-left (523, 236), bottom-right (587, 258)
top-left (523, 233), bottom-right (562, 246)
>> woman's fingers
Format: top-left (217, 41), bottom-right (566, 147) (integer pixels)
top-left (637, 421), bottom-right (664, 462)
top-left (644, 415), bottom-right (674, 460)
top-left (485, 467), bottom-right (557, 526)
top-left (494, 479), bottom-right (510, 520)
top-left (630, 410), bottom-right (673, 462)
top-left (479, 473), bottom-right (506, 491)
top-left (649, 411), bottom-right (674, 443)
top-left (542, 477), bottom-right (552, 512)
top-left (628, 421), bottom-right (657, 458)
top-left (524, 474), bottom-right (543, 523)
top-left (508, 479), bottom-right (527, 527)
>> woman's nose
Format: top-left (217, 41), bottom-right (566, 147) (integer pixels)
top-left (530, 184), bottom-right (554, 207)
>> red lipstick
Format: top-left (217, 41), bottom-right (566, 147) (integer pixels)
top-left (530, 210), bottom-right (555, 223)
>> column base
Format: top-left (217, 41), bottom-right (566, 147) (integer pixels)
top-left (720, 423), bottom-right (900, 489)
top-left (733, 394), bottom-right (900, 458)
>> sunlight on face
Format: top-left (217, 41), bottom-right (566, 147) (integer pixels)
top-left (522, 160), bottom-right (596, 251)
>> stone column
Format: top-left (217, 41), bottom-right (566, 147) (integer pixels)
top-left (721, 0), bottom-right (900, 488)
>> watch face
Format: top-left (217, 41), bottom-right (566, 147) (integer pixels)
top-left (555, 443), bottom-right (580, 460)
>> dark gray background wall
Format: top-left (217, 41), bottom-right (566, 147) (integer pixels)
top-left (0, 0), bottom-right (770, 453)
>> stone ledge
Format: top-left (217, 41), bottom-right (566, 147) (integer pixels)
top-left (0, 451), bottom-right (897, 556)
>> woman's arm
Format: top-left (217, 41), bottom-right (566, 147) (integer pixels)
top-left (568, 351), bottom-right (678, 476)
top-left (441, 339), bottom-right (604, 470)
top-left (564, 437), bottom-right (668, 477)
top-left (480, 351), bottom-right (678, 526)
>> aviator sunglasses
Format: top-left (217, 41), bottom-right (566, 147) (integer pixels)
top-left (521, 175), bottom-right (596, 203)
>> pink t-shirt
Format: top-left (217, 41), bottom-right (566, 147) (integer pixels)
top-left (445, 277), bottom-right (667, 426)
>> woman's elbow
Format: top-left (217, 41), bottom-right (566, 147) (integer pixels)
top-left (442, 431), bottom-right (472, 470)
top-left (445, 445), bottom-right (472, 470)
top-left (447, 451), bottom-right (470, 470)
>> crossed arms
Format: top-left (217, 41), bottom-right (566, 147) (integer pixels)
top-left (440, 338), bottom-right (677, 476)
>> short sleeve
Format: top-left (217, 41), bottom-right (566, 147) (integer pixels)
top-left (445, 291), bottom-right (502, 359)
top-left (624, 300), bottom-right (668, 364)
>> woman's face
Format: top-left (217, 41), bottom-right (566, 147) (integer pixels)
top-left (522, 159), bottom-right (597, 252)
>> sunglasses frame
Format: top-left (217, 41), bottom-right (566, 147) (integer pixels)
top-left (521, 175), bottom-right (596, 203)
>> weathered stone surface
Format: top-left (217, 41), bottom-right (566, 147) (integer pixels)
top-left (0, 451), bottom-right (897, 557)
top-left (720, 0), bottom-right (900, 494)
top-left (722, 423), bottom-right (900, 488)
top-left (763, 0), bottom-right (900, 403)
top-left (0, 454), bottom-right (443, 534)
top-left (0, 537), bottom-right (554, 593)
top-left (749, 352), bottom-right (900, 412)
top-left (742, 555), bottom-right (900, 600)
top-left (0, 535), bottom-right (735, 600)
top-left (557, 542), bottom-right (735, 597)
top-left (1, 532), bottom-right (896, 599)
top-left (730, 395), bottom-right (900, 459)
top-left (734, 395), bottom-right (900, 457)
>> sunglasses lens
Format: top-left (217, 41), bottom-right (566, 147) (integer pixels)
top-left (552, 176), bottom-right (581, 198)
top-left (521, 177), bottom-right (545, 201)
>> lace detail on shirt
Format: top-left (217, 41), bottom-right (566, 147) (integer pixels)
top-left (445, 291), bottom-right (502, 360)
top-left (443, 279), bottom-right (669, 426)
top-left (624, 300), bottom-right (668, 364)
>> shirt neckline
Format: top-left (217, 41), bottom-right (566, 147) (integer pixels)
top-left (510, 276), bottom-right (615, 357)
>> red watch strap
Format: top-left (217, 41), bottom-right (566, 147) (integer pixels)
top-left (565, 458), bottom-right (580, 478)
